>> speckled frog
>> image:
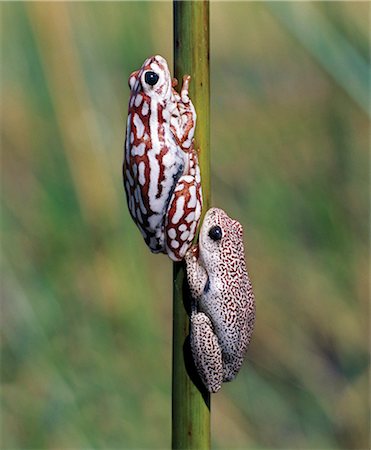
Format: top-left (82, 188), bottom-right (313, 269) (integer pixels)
top-left (185, 208), bottom-right (256, 393)
top-left (123, 55), bottom-right (202, 261)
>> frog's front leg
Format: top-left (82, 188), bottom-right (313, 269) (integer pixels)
top-left (171, 75), bottom-right (196, 149)
top-left (184, 246), bottom-right (208, 300)
top-left (190, 311), bottom-right (223, 393)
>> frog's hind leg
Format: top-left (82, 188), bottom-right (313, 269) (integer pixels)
top-left (164, 169), bottom-right (202, 261)
top-left (190, 311), bottom-right (223, 393)
top-left (222, 354), bottom-right (244, 383)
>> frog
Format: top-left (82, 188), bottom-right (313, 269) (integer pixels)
top-left (123, 55), bottom-right (202, 261)
top-left (184, 208), bottom-right (256, 393)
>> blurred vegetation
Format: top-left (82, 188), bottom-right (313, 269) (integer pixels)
top-left (1, 2), bottom-right (369, 449)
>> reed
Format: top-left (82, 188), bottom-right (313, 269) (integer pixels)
top-left (172, 1), bottom-right (211, 449)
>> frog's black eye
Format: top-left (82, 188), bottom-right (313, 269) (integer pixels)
top-left (208, 225), bottom-right (222, 242)
top-left (144, 71), bottom-right (159, 86)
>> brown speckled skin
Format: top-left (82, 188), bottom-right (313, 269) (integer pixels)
top-left (185, 208), bottom-right (256, 393)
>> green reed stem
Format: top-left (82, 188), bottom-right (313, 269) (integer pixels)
top-left (172, 1), bottom-right (210, 449)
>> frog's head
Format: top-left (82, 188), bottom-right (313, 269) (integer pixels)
top-left (128, 55), bottom-right (172, 101)
top-left (199, 207), bottom-right (244, 267)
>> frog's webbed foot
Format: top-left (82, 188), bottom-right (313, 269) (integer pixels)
top-left (190, 312), bottom-right (223, 393)
top-left (164, 169), bottom-right (202, 262)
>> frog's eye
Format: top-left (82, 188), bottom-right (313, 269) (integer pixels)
top-left (144, 71), bottom-right (159, 86)
top-left (208, 225), bottom-right (222, 242)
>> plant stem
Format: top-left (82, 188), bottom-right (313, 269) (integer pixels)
top-left (172, 1), bottom-right (210, 449)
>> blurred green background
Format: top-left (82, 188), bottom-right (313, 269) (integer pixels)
top-left (1, 2), bottom-right (369, 449)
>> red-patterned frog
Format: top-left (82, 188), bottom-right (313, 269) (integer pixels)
top-left (185, 208), bottom-right (256, 393)
top-left (123, 55), bottom-right (202, 261)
